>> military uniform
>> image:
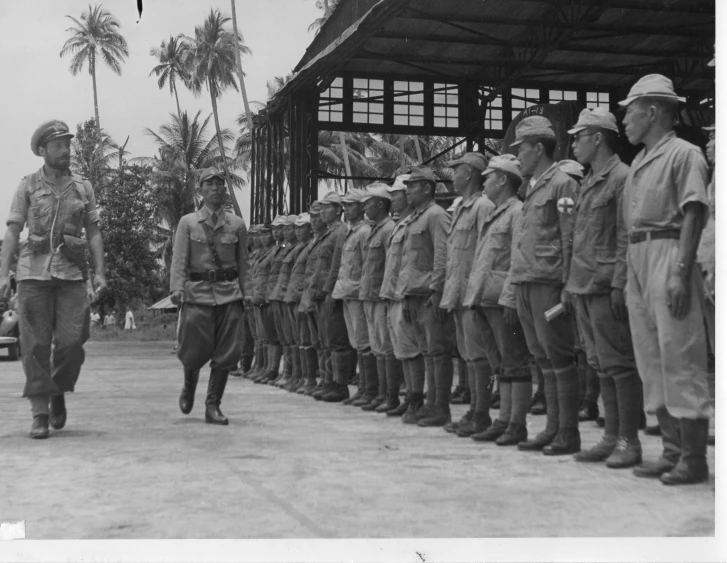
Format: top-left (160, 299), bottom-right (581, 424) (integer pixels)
top-left (262, 216), bottom-right (288, 383)
top-left (233, 225), bottom-right (259, 377)
top-left (396, 169), bottom-right (454, 427)
top-left (508, 116), bottom-right (580, 455)
top-left (170, 170), bottom-right (251, 425)
top-left (250, 226), bottom-right (277, 383)
top-left (697, 125), bottom-right (715, 356)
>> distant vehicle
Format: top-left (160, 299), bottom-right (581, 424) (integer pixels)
top-left (0, 276), bottom-right (20, 361)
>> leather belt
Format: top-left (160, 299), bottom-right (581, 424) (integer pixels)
top-left (189, 269), bottom-right (238, 282)
top-left (628, 230), bottom-right (680, 244)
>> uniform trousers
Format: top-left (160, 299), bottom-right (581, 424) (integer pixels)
top-left (388, 299), bottom-right (421, 360)
top-left (177, 301), bottom-right (243, 372)
top-left (363, 300), bottom-right (393, 357)
top-left (241, 307), bottom-right (255, 356)
top-left (271, 300), bottom-right (293, 346)
top-left (455, 308), bottom-right (501, 368)
top-left (287, 302), bottom-right (310, 347)
top-left (254, 303), bottom-right (277, 345)
top-left (626, 239), bottom-right (713, 419)
top-left (18, 279), bottom-right (90, 401)
top-left (406, 295), bottom-right (455, 356)
top-left (343, 298), bottom-right (370, 352)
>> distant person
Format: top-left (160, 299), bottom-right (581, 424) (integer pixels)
top-left (90, 311), bottom-right (101, 328)
top-left (104, 312), bottom-right (116, 328)
top-left (124, 309), bottom-right (136, 330)
top-left (0, 119), bottom-right (107, 439)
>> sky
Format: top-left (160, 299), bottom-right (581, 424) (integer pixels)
top-left (0, 0), bottom-right (322, 229)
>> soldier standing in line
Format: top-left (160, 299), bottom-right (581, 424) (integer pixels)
top-left (283, 213), bottom-right (315, 392)
top-left (439, 153), bottom-right (498, 439)
top-left (1, 120), bottom-right (107, 439)
top-left (298, 202), bottom-right (327, 395)
top-left (620, 74), bottom-right (713, 484)
top-left (464, 154), bottom-right (533, 445)
top-left (359, 183), bottom-right (402, 413)
top-left (249, 222), bottom-right (276, 382)
top-left (564, 107), bottom-right (644, 468)
top-left (308, 192), bottom-right (351, 401)
top-left (231, 224), bottom-right (259, 378)
top-left (170, 167), bottom-right (251, 425)
top-left (507, 116), bottom-right (581, 455)
top-left (396, 167), bottom-right (454, 427)
top-left (261, 215), bottom-right (288, 385)
top-left (697, 124), bottom-right (715, 360)
top-left (331, 189), bottom-right (375, 405)
top-left (269, 215), bottom-right (300, 389)
top-left (380, 175), bottom-right (418, 418)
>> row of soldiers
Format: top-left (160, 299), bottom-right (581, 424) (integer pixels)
top-left (173, 73), bottom-right (713, 487)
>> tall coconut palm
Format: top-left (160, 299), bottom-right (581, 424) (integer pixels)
top-left (182, 8), bottom-right (251, 217)
top-left (149, 36), bottom-right (191, 120)
top-left (60, 5), bottom-right (129, 136)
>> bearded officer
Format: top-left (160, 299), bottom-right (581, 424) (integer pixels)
top-left (170, 167), bottom-right (251, 425)
top-left (620, 74), bottom-right (713, 484)
top-left (0, 120), bottom-right (107, 439)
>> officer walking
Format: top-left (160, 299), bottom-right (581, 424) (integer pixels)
top-left (620, 74), bottom-right (713, 484)
top-left (170, 167), bottom-right (251, 425)
top-left (0, 120), bottom-right (107, 439)
top-left (565, 108), bottom-right (644, 468)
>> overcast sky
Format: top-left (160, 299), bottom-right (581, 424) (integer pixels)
top-left (0, 0), bottom-right (321, 228)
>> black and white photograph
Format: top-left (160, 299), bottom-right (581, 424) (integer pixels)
top-left (0, 0), bottom-right (721, 561)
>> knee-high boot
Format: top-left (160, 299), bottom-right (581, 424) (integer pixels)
top-left (344, 351), bottom-right (366, 405)
top-left (377, 356), bottom-right (402, 413)
top-left (362, 355), bottom-right (387, 411)
top-left (519, 360), bottom-right (559, 451)
top-left (205, 369), bottom-right (229, 425)
top-left (179, 367), bottom-right (200, 414)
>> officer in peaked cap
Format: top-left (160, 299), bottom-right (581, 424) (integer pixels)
top-left (1, 119), bottom-right (106, 439)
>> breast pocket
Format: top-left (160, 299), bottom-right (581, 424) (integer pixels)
top-left (409, 229), bottom-right (432, 270)
top-left (488, 228), bottom-right (511, 271)
top-left (452, 218), bottom-right (475, 250)
top-left (588, 192), bottom-right (617, 248)
top-left (29, 189), bottom-right (56, 234)
top-left (533, 196), bottom-right (557, 233)
top-left (218, 232), bottom-right (239, 264)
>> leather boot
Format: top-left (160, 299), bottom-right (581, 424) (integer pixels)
top-left (205, 369), bottom-right (229, 425)
top-left (300, 347), bottom-right (319, 395)
top-left (543, 363), bottom-right (580, 454)
top-left (323, 351), bottom-right (350, 402)
top-left (660, 418), bottom-right (709, 485)
top-left (179, 367), bottom-right (200, 414)
top-left (450, 385), bottom-right (467, 404)
top-left (244, 345), bottom-right (262, 378)
top-left (634, 407), bottom-right (681, 478)
top-left (460, 411), bottom-right (492, 438)
top-left (49, 394), bottom-right (67, 430)
top-left (274, 346), bottom-right (292, 387)
top-left (496, 422), bottom-right (528, 446)
top-left (240, 355), bottom-right (254, 374)
top-left (471, 418), bottom-right (508, 441)
top-left (344, 351), bottom-right (366, 405)
top-left (605, 437), bottom-right (642, 468)
top-left (356, 353), bottom-right (378, 407)
top-left (377, 357), bottom-right (402, 413)
top-left (30, 415), bottom-right (50, 439)
top-left (322, 382), bottom-right (350, 402)
top-left (313, 380), bottom-right (334, 401)
top-left (261, 345), bottom-right (283, 384)
top-left (445, 409), bottom-right (473, 434)
top-left (543, 427), bottom-right (581, 455)
top-left (362, 356), bottom-right (387, 411)
top-left (388, 391), bottom-right (410, 417)
top-left (284, 346), bottom-right (302, 391)
top-left (519, 363), bottom-right (558, 450)
top-left (417, 354), bottom-right (453, 427)
top-left (252, 346), bottom-right (269, 382)
top-left (402, 392), bottom-right (424, 424)
top-left (574, 435), bottom-right (618, 462)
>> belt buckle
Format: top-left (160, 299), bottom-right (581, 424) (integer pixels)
top-left (208, 270), bottom-right (217, 282)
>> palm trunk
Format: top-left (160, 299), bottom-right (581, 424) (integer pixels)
top-left (338, 131), bottom-right (352, 191)
top-left (172, 81), bottom-right (182, 121)
top-left (413, 135), bottom-right (423, 163)
top-left (398, 135), bottom-right (406, 167)
top-left (209, 79), bottom-right (242, 217)
top-left (230, 0), bottom-right (254, 136)
top-left (91, 50), bottom-right (100, 133)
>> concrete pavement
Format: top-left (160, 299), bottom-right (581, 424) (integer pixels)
top-left (0, 342), bottom-right (715, 539)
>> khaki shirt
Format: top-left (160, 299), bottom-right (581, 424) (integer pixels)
top-left (379, 217), bottom-right (409, 301)
top-left (307, 220), bottom-right (348, 301)
top-left (252, 245), bottom-right (276, 305)
top-left (624, 132), bottom-right (709, 236)
top-left (464, 197), bottom-right (522, 310)
top-left (360, 216), bottom-right (394, 301)
top-left (395, 201), bottom-right (450, 298)
top-left (299, 231), bottom-right (326, 312)
top-left (332, 220), bottom-right (371, 300)
top-left (170, 206), bottom-right (251, 306)
top-left (265, 244), bottom-right (287, 301)
top-left (697, 175), bottom-right (715, 274)
top-left (441, 192), bottom-right (494, 310)
top-left (269, 241), bottom-right (300, 301)
top-left (285, 239), bottom-right (314, 304)
top-left (509, 164), bottom-right (577, 285)
top-left (8, 168), bottom-right (99, 282)
top-left (566, 155), bottom-right (630, 295)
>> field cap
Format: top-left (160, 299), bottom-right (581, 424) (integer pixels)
top-left (294, 213), bottom-right (311, 226)
top-left (447, 152), bottom-right (488, 172)
top-left (284, 214), bottom-right (298, 226)
top-left (403, 166), bottom-right (437, 184)
top-left (388, 174), bottom-right (410, 192)
top-left (272, 215), bottom-right (286, 227)
top-left (568, 107), bottom-right (619, 135)
top-left (559, 159), bottom-right (585, 179)
top-left (309, 201), bottom-right (322, 215)
top-left (447, 196), bottom-right (463, 213)
top-left (482, 154), bottom-right (523, 179)
top-left (259, 221), bottom-right (272, 231)
top-left (341, 188), bottom-right (365, 203)
top-left (31, 120), bottom-right (74, 156)
top-left (320, 191), bottom-right (343, 206)
top-left (618, 74), bottom-right (679, 107)
top-left (248, 224), bottom-right (258, 234)
top-left (361, 182), bottom-right (392, 202)
top-left (198, 167), bottom-right (225, 185)
top-left (510, 116), bottom-right (556, 147)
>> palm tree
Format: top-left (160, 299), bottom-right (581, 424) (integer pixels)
top-left (149, 36), bottom-right (191, 120)
top-left (60, 5), bottom-right (129, 136)
top-left (182, 8), bottom-right (251, 217)
top-left (309, 0), bottom-right (341, 33)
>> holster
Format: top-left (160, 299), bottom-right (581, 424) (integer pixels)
top-left (61, 234), bottom-right (89, 280)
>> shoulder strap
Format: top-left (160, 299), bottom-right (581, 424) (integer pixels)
top-left (200, 222), bottom-right (225, 270)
